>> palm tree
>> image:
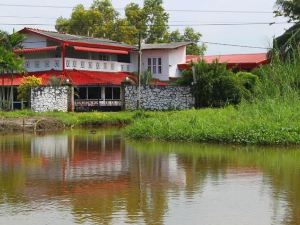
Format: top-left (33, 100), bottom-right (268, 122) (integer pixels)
top-left (0, 30), bottom-right (25, 110)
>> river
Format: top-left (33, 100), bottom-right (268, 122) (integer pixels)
top-left (0, 128), bottom-right (299, 225)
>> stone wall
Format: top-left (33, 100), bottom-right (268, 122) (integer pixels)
top-left (124, 85), bottom-right (194, 110)
top-left (31, 87), bottom-right (69, 112)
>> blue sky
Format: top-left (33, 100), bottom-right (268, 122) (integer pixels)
top-left (0, 0), bottom-right (293, 55)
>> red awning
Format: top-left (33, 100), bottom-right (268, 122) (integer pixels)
top-left (73, 46), bottom-right (128, 55)
top-left (0, 70), bottom-right (135, 86)
top-left (14, 46), bottom-right (58, 54)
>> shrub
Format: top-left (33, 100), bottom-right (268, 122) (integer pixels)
top-left (17, 75), bottom-right (42, 104)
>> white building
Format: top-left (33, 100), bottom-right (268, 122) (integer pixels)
top-left (3, 28), bottom-right (192, 110)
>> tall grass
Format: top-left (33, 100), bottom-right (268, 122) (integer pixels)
top-left (126, 49), bottom-right (300, 145)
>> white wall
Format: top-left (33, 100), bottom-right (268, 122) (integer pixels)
top-left (141, 49), bottom-right (170, 81)
top-left (140, 46), bottom-right (186, 81)
top-left (168, 46), bottom-right (186, 79)
top-left (23, 34), bottom-right (47, 48)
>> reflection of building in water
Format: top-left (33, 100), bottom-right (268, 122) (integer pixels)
top-left (125, 145), bottom-right (186, 188)
top-left (29, 133), bottom-right (128, 182)
top-left (31, 135), bottom-right (69, 158)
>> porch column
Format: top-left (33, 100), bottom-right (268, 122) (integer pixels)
top-left (101, 87), bottom-right (105, 104)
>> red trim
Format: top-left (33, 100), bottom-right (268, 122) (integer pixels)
top-left (73, 46), bottom-right (128, 55)
top-left (19, 28), bottom-right (63, 43)
top-left (0, 70), bottom-right (136, 86)
top-left (62, 43), bottom-right (66, 78)
top-left (19, 28), bottom-right (134, 51)
top-left (65, 42), bottom-right (132, 51)
top-left (13, 46), bottom-right (58, 54)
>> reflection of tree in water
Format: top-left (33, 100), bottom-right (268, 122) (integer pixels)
top-left (1, 131), bottom-right (300, 225)
top-left (130, 141), bottom-right (300, 225)
top-left (0, 134), bottom-right (32, 204)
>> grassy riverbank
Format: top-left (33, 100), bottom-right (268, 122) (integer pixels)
top-left (125, 99), bottom-right (300, 145)
top-left (1, 100), bottom-right (300, 145)
top-left (0, 110), bottom-right (135, 129)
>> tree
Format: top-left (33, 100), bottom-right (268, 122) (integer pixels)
top-left (17, 76), bottom-right (41, 108)
top-left (55, 0), bottom-right (171, 45)
top-left (164, 28), bottom-right (206, 55)
top-left (275, 0), bottom-right (300, 22)
top-left (274, 0), bottom-right (300, 58)
top-left (0, 31), bottom-right (25, 111)
top-left (143, 0), bottom-right (169, 43)
top-left (177, 60), bottom-right (257, 107)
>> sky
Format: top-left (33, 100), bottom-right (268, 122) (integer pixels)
top-left (0, 0), bottom-right (293, 55)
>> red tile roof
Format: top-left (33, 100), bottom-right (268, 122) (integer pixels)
top-left (0, 70), bottom-right (135, 86)
top-left (202, 53), bottom-right (268, 64)
top-left (180, 53), bottom-right (269, 71)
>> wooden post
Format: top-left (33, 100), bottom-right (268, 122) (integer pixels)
top-left (137, 33), bottom-right (142, 109)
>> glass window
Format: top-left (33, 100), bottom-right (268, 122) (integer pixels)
top-left (76, 87), bottom-right (87, 99)
top-left (88, 87), bottom-right (101, 99)
top-left (153, 58), bottom-right (157, 74)
top-left (158, 58), bottom-right (162, 74)
top-left (148, 58), bottom-right (152, 72)
top-left (105, 87), bottom-right (113, 100)
top-left (113, 87), bottom-right (121, 100)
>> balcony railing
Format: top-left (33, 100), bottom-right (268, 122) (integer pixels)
top-left (25, 58), bottom-right (62, 72)
top-left (65, 58), bottom-right (133, 73)
top-left (24, 58), bottom-right (134, 73)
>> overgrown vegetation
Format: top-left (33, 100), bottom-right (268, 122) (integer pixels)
top-left (126, 49), bottom-right (300, 145)
top-left (177, 60), bottom-right (258, 107)
top-left (17, 76), bottom-right (41, 106)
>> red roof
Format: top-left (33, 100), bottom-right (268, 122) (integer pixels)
top-left (179, 53), bottom-right (269, 71)
top-left (73, 46), bottom-right (128, 55)
top-left (0, 70), bottom-right (135, 86)
top-left (203, 53), bottom-right (268, 64)
top-left (14, 46), bottom-right (58, 54)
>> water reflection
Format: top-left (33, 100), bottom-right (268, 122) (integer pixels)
top-left (0, 130), bottom-right (300, 225)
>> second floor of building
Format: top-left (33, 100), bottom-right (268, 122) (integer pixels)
top-left (14, 28), bottom-right (191, 81)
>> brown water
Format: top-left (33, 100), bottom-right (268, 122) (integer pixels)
top-left (0, 129), bottom-right (300, 225)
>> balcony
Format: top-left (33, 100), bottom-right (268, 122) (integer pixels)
top-left (25, 58), bottom-right (62, 72)
top-left (24, 58), bottom-right (135, 73)
top-left (65, 58), bottom-right (134, 73)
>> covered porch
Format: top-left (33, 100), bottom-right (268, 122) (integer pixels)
top-left (74, 86), bottom-right (122, 112)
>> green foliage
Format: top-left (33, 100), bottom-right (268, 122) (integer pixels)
top-left (125, 99), bottom-right (300, 145)
top-left (140, 70), bottom-right (153, 85)
top-left (0, 30), bottom-right (25, 111)
top-left (275, 0), bottom-right (300, 22)
top-left (234, 72), bottom-right (258, 100)
top-left (55, 0), bottom-right (170, 45)
top-left (48, 75), bottom-right (63, 87)
top-left (273, 23), bottom-right (300, 59)
top-left (54, 0), bottom-right (205, 50)
top-left (17, 76), bottom-right (42, 102)
top-left (253, 49), bottom-right (300, 100)
top-left (274, 0), bottom-right (300, 58)
top-left (178, 60), bottom-right (250, 107)
top-left (165, 27), bottom-right (206, 55)
top-left (143, 0), bottom-right (169, 43)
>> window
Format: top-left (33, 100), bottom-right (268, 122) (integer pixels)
top-left (105, 87), bottom-right (113, 99)
top-left (153, 58), bottom-right (157, 74)
top-left (88, 87), bottom-right (101, 99)
top-left (76, 87), bottom-right (87, 99)
top-left (113, 88), bottom-right (120, 100)
top-left (147, 58), bottom-right (162, 74)
top-left (148, 58), bottom-right (152, 72)
top-left (99, 54), bottom-right (110, 61)
top-left (105, 87), bottom-right (121, 100)
top-left (158, 58), bottom-right (162, 74)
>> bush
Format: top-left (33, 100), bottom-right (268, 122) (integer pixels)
top-left (17, 76), bottom-right (41, 104)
